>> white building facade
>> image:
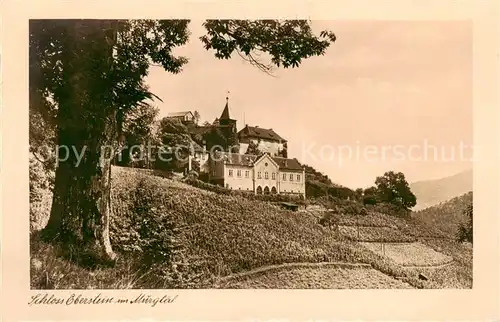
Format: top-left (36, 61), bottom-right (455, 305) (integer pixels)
top-left (209, 152), bottom-right (306, 197)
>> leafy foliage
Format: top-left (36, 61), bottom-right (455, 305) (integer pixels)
top-left (155, 118), bottom-right (197, 171)
top-left (375, 171), bottom-right (417, 210)
top-left (115, 103), bottom-right (160, 167)
top-left (200, 20), bottom-right (336, 73)
top-left (244, 140), bottom-right (263, 155)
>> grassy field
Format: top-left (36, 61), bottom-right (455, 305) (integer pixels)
top-left (30, 166), bottom-right (472, 289)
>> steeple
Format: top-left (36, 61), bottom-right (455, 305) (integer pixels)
top-left (220, 95), bottom-right (230, 120)
top-left (218, 93), bottom-right (237, 135)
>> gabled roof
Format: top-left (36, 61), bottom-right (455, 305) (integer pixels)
top-left (167, 111), bottom-right (194, 118)
top-left (213, 152), bottom-right (303, 172)
top-left (238, 125), bottom-right (287, 143)
top-left (271, 156), bottom-right (303, 172)
top-left (213, 152), bottom-right (258, 167)
top-left (253, 152), bottom-right (280, 169)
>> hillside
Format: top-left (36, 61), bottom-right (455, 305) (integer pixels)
top-left (410, 169), bottom-right (472, 211)
top-left (302, 164), bottom-right (356, 199)
top-left (30, 166), bottom-right (472, 289)
top-left (412, 191), bottom-right (473, 237)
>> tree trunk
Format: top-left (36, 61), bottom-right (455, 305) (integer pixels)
top-left (41, 20), bottom-right (119, 265)
top-left (42, 114), bottom-right (118, 264)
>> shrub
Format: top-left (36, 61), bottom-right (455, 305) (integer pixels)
top-left (367, 202), bottom-right (411, 218)
top-left (339, 203), bottom-right (368, 216)
top-left (363, 195), bottom-right (377, 205)
top-left (110, 176), bottom-right (208, 288)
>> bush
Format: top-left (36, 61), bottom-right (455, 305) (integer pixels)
top-left (363, 195), bottom-right (377, 205)
top-left (367, 202), bottom-right (411, 218)
top-left (110, 176), bottom-right (208, 288)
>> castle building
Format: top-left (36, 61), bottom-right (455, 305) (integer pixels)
top-left (178, 96), bottom-right (305, 197)
top-left (209, 151), bottom-right (306, 197)
top-left (238, 125), bottom-right (287, 157)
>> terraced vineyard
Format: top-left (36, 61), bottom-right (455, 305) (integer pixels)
top-left (30, 166), bottom-right (473, 289)
top-left (338, 225), bottom-right (416, 243)
top-left (219, 265), bottom-right (413, 289)
top-left (360, 242), bottom-right (453, 267)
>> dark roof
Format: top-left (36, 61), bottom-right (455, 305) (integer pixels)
top-left (271, 156), bottom-right (303, 172)
top-left (213, 152), bottom-right (258, 167)
top-left (214, 152), bottom-right (303, 172)
top-left (190, 141), bottom-right (205, 152)
top-left (167, 111), bottom-right (193, 117)
top-left (238, 125), bottom-right (287, 143)
top-left (220, 100), bottom-right (231, 120)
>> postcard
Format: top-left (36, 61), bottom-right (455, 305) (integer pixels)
top-left (1, 0), bottom-right (499, 321)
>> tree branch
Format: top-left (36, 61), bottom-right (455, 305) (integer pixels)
top-left (236, 50), bottom-right (277, 77)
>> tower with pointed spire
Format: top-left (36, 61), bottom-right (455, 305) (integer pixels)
top-left (219, 95), bottom-right (237, 133)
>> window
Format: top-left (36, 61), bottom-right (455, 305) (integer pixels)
top-left (245, 170), bottom-right (249, 178)
top-left (297, 174), bottom-right (300, 182)
top-left (228, 169), bottom-right (233, 177)
top-left (290, 174), bottom-right (294, 181)
top-left (265, 172), bottom-right (269, 179)
top-left (283, 173), bottom-right (286, 181)
top-left (272, 172), bottom-right (276, 180)
top-left (237, 170), bottom-right (241, 177)
top-left (258, 172), bottom-right (262, 179)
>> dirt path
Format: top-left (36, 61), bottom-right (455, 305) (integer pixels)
top-left (401, 260), bottom-right (454, 269)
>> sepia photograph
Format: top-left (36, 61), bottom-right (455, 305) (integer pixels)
top-left (28, 18), bottom-right (476, 290)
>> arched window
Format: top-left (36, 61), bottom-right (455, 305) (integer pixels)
top-left (256, 186), bottom-right (263, 194)
top-left (271, 186), bottom-right (277, 194)
top-left (264, 186), bottom-right (270, 195)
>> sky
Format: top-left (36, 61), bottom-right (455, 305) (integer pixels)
top-left (145, 20), bottom-right (473, 189)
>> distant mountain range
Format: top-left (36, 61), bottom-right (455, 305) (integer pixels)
top-left (410, 169), bottom-right (473, 211)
